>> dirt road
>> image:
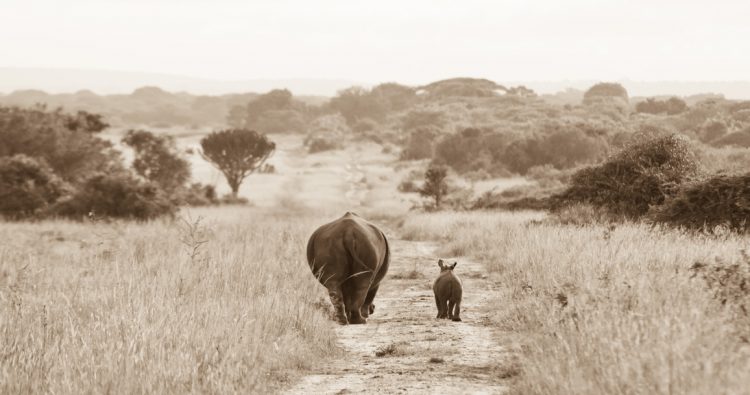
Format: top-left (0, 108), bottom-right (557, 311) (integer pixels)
top-left (283, 238), bottom-right (511, 395)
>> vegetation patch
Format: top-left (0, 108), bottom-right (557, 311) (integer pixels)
top-left (554, 134), bottom-right (700, 219)
top-left (650, 172), bottom-right (750, 232)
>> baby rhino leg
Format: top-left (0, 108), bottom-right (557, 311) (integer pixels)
top-left (435, 295), bottom-right (447, 319)
top-left (451, 300), bottom-right (462, 322)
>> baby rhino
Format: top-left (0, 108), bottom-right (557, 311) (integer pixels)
top-left (433, 259), bottom-right (463, 322)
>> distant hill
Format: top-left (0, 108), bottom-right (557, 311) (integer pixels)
top-left (0, 67), bottom-right (363, 96)
top-left (0, 85), bottom-right (329, 128)
top-left (516, 80), bottom-right (750, 100)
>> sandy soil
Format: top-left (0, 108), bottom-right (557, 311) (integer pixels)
top-left (283, 238), bottom-right (512, 395)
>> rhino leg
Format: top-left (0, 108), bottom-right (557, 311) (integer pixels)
top-left (327, 287), bottom-right (348, 325)
top-left (362, 284), bottom-right (380, 318)
top-left (436, 295), bottom-right (448, 319)
top-left (448, 299), bottom-right (456, 320)
top-left (451, 301), bottom-right (462, 322)
top-left (345, 286), bottom-right (370, 324)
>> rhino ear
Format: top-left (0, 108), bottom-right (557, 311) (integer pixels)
top-left (438, 259), bottom-right (444, 268)
top-left (451, 262), bottom-right (458, 269)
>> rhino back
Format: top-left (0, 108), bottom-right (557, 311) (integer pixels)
top-left (307, 213), bottom-right (389, 282)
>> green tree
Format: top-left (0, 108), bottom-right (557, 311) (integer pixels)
top-left (121, 129), bottom-right (191, 194)
top-left (0, 106), bottom-right (120, 183)
top-left (419, 163), bottom-right (449, 209)
top-left (200, 129), bottom-right (276, 198)
top-left (329, 86), bottom-right (387, 124)
top-left (0, 154), bottom-right (68, 219)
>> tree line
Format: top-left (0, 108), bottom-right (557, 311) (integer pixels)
top-left (0, 106), bottom-right (275, 220)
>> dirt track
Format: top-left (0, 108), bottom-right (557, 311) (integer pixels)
top-left (283, 238), bottom-right (511, 395)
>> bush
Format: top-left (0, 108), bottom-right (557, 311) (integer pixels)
top-left (700, 119), bottom-right (729, 142)
top-left (554, 134), bottom-right (700, 219)
top-left (650, 172), bottom-right (750, 232)
top-left (122, 129), bottom-right (190, 193)
top-left (0, 106), bottom-right (120, 183)
top-left (582, 82), bottom-right (629, 105)
top-left (306, 137), bottom-right (341, 153)
top-left (400, 127), bottom-right (439, 160)
top-left (55, 173), bottom-right (176, 220)
top-left (219, 194), bottom-right (250, 205)
top-left (397, 179), bottom-right (419, 193)
top-left (635, 97), bottom-right (688, 115)
top-left (0, 155), bottom-right (68, 220)
top-left (179, 183), bottom-right (219, 206)
top-left (711, 130), bottom-right (750, 148)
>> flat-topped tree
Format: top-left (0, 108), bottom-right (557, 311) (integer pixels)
top-left (199, 129), bottom-right (275, 198)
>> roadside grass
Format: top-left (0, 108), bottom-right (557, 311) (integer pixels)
top-left (0, 206), bottom-right (338, 394)
top-left (401, 211), bottom-right (750, 394)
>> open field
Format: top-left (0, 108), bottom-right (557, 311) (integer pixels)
top-left (402, 211), bottom-right (750, 394)
top-left (0, 207), bottom-right (340, 393)
top-left (4, 127), bottom-right (749, 394)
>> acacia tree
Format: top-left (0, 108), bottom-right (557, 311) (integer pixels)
top-left (419, 163), bottom-right (449, 209)
top-left (200, 129), bottom-right (275, 198)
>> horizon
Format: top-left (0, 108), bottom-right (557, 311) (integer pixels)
top-left (2, 66), bottom-right (750, 98)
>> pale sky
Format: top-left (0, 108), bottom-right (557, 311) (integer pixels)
top-left (2, 0), bottom-right (749, 84)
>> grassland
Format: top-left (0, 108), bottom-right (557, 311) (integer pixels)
top-left (401, 211), bottom-right (750, 394)
top-left (0, 207), bottom-right (339, 393)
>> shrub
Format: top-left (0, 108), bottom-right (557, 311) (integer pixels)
top-left (554, 134), bottom-right (700, 219)
top-left (397, 179), bottom-right (419, 193)
top-left (0, 106), bottom-right (120, 183)
top-left (179, 183), bottom-right (219, 206)
top-left (711, 130), bottom-right (750, 148)
top-left (582, 82), bottom-right (629, 105)
top-left (700, 119), bottom-right (729, 142)
top-left (219, 194), bottom-right (250, 205)
top-left (650, 172), bottom-right (750, 232)
top-left (0, 155), bottom-right (68, 220)
top-left (306, 137), bottom-right (341, 153)
top-left (434, 128), bottom-right (485, 172)
top-left (122, 129), bottom-right (190, 193)
top-left (635, 97), bottom-right (688, 115)
top-left (55, 173), bottom-right (176, 220)
top-left (400, 127), bottom-right (439, 160)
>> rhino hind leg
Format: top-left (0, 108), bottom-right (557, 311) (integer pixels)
top-left (448, 300), bottom-right (456, 320)
top-left (327, 287), bottom-right (348, 325)
top-left (436, 296), bottom-right (448, 319)
top-left (345, 285), bottom-right (370, 324)
top-left (362, 284), bottom-right (380, 318)
top-left (451, 301), bottom-right (462, 322)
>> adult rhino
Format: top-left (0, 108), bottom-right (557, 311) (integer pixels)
top-left (307, 212), bottom-right (390, 325)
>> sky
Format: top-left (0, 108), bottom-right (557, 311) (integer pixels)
top-left (2, 0), bottom-right (749, 85)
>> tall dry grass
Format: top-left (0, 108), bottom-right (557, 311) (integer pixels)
top-left (402, 211), bottom-right (750, 394)
top-left (0, 206), bottom-right (338, 394)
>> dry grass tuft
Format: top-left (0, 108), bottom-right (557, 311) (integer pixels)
top-left (375, 342), bottom-right (406, 357)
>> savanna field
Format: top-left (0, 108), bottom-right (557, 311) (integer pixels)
top-left (3, 207), bottom-right (749, 393)
top-left (1, 208), bottom-right (341, 393)
top-left (2, 79), bottom-right (750, 394)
